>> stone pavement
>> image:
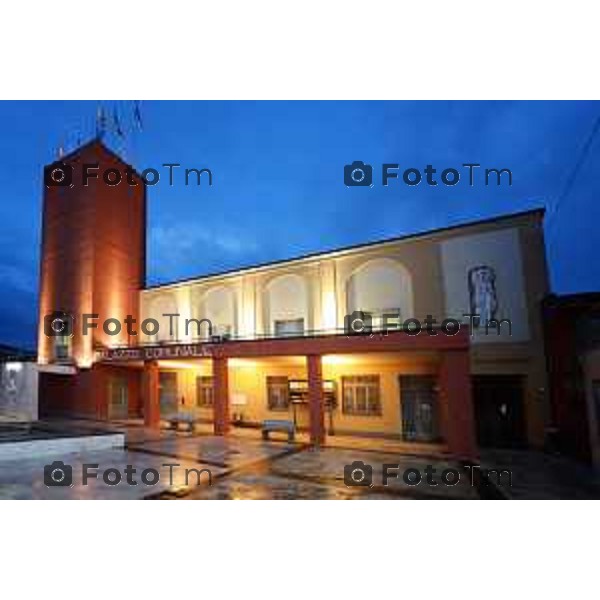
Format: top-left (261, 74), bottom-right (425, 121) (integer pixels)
top-left (481, 449), bottom-right (600, 499)
top-left (3, 420), bottom-right (596, 499)
top-left (177, 448), bottom-right (480, 500)
top-left (0, 447), bottom-right (221, 499)
top-left (0, 424), bottom-right (484, 500)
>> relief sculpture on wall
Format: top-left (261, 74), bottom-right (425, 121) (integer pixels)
top-left (468, 265), bottom-right (498, 327)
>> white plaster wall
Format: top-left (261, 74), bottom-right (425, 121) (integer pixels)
top-left (265, 274), bottom-right (309, 332)
top-left (440, 228), bottom-right (530, 343)
top-left (202, 286), bottom-right (236, 336)
top-left (0, 362), bottom-right (38, 422)
top-left (346, 259), bottom-right (414, 317)
top-left (150, 293), bottom-right (179, 341)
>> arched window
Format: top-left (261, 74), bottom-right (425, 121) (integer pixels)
top-left (199, 286), bottom-right (236, 339)
top-left (346, 258), bottom-right (413, 328)
top-left (147, 294), bottom-right (179, 342)
top-left (265, 274), bottom-right (309, 336)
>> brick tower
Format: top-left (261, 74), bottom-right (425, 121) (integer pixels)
top-left (37, 139), bottom-right (146, 417)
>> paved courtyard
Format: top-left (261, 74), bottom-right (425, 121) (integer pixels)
top-left (7, 421), bottom-right (597, 499)
top-left (481, 449), bottom-right (600, 499)
top-left (0, 424), bottom-right (487, 499)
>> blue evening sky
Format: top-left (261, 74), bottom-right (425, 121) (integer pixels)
top-left (0, 100), bottom-right (598, 349)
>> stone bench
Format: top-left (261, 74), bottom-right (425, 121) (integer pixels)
top-left (262, 419), bottom-right (295, 442)
top-left (164, 413), bottom-right (199, 432)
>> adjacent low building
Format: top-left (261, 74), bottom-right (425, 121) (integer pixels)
top-left (543, 293), bottom-right (600, 467)
top-left (0, 344), bottom-right (38, 422)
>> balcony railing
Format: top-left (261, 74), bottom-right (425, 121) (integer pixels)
top-left (95, 323), bottom-right (456, 351)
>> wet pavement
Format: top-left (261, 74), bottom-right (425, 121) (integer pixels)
top-left (127, 434), bottom-right (295, 470)
top-left (175, 448), bottom-right (480, 500)
top-left (0, 447), bottom-right (222, 499)
top-left (481, 449), bottom-right (600, 499)
top-left (2, 420), bottom-right (597, 499)
top-left (183, 473), bottom-right (399, 500)
top-left (0, 424), bottom-right (483, 499)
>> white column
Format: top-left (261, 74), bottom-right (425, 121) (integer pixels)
top-left (320, 260), bottom-right (338, 334)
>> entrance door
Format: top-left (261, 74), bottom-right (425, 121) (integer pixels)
top-left (108, 376), bottom-right (128, 420)
top-left (473, 375), bottom-right (526, 448)
top-left (399, 375), bottom-right (439, 442)
top-left (592, 380), bottom-right (600, 439)
top-left (159, 372), bottom-right (178, 416)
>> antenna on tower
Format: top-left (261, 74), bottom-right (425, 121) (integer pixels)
top-left (133, 100), bottom-right (143, 132)
top-left (112, 106), bottom-right (124, 139)
top-left (96, 104), bottom-right (107, 140)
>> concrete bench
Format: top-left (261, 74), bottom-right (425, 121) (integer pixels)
top-left (164, 413), bottom-right (198, 432)
top-left (262, 419), bottom-right (295, 442)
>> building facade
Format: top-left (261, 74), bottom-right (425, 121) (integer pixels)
top-left (38, 141), bottom-right (550, 459)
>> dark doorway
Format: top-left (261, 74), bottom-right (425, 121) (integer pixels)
top-left (399, 375), bottom-right (440, 443)
top-left (159, 372), bottom-right (178, 415)
top-left (473, 375), bottom-right (526, 448)
top-left (108, 375), bottom-right (129, 420)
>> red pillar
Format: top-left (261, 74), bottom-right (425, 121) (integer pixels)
top-left (143, 360), bottom-right (160, 429)
top-left (307, 354), bottom-right (325, 446)
top-left (438, 350), bottom-right (478, 460)
top-left (213, 356), bottom-right (230, 436)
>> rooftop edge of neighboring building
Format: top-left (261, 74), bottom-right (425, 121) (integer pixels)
top-left (144, 206), bottom-right (546, 292)
top-left (0, 343), bottom-right (37, 361)
top-left (543, 292), bottom-right (600, 310)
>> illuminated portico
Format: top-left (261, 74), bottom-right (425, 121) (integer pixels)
top-left (97, 328), bottom-right (476, 458)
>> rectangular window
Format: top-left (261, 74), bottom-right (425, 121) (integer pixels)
top-left (216, 324), bottom-right (232, 338)
top-left (267, 376), bottom-right (290, 411)
top-left (54, 335), bottom-right (71, 361)
top-left (367, 308), bottom-right (401, 332)
top-left (196, 376), bottom-right (214, 408)
top-left (400, 375), bottom-right (439, 442)
top-left (207, 324), bottom-right (232, 341)
top-left (342, 375), bottom-right (381, 416)
top-left (187, 318), bottom-right (213, 340)
top-left (274, 318), bottom-right (304, 337)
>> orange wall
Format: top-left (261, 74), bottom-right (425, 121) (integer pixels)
top-left (161, 355), bottom-right (439, 436)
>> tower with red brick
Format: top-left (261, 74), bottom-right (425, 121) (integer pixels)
top-left (37, 140), bottom-right (145, 417)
